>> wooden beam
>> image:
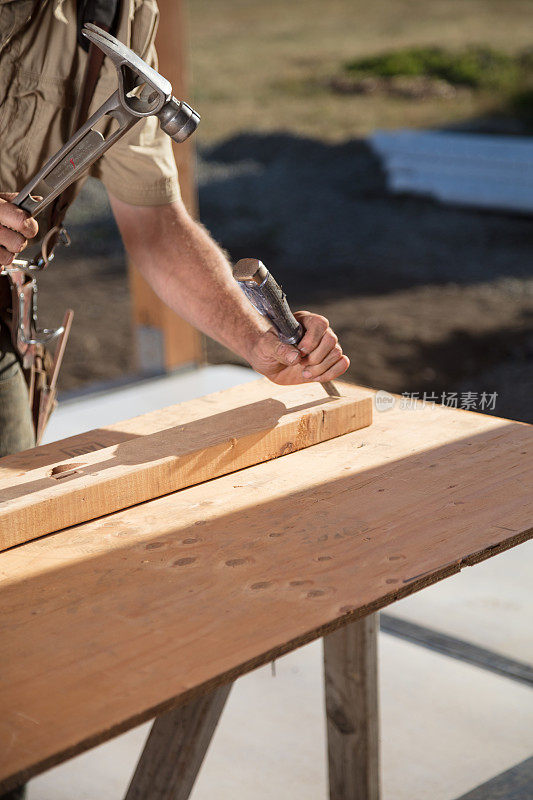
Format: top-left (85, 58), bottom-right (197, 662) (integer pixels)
top-left (0, 380), bottom-right (372, 550)
top-left (125, 684), bottom-right (231, 800)
top-left (324, 615), bottom-right (380, 800)
top-left (128, 0), bottom-right (202, 372)
top-left (157, 0), bottom-right (198, 218)
top-left (128, 268), bottom-right (202, 374)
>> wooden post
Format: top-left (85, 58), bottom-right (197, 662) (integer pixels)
top-left (124, 684), bottom-right (231, 800)
top-left (323, 614), bottom-right (380, 800)
top-left (128, 0), bottom-right (202, 373)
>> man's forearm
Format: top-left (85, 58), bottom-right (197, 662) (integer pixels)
top-left (109, 195), bottom-right (269, 363)
top-left (110, 194), bottom-right (350, 386)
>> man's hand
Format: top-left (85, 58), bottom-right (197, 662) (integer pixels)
top-left (0, 193), bottom-right (39, 266)
top-left (248, 311), bottom-right (350, 385)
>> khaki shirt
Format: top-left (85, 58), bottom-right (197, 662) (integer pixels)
top-left (0, 0), bottom-right (180, 228)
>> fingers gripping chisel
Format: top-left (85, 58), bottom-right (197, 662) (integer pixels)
top-left (233, 258), bottom-right (340, 398)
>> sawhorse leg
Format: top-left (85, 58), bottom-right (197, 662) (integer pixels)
top-left (124, 683), bottom-right (231, 800)
top-left (125, 614), bottom-right (379, 800)
top-left (323, 613), bottom-right (380, 800)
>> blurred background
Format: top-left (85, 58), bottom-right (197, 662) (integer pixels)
top-left (37, 0), bottom-right (533, 421)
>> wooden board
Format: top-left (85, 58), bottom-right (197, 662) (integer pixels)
top-left (0, 393), bottom-right (531, 791)
top-left (127, 0), bottom-right (203, 372)
top-left (0, 380), bottom-right (372, 551)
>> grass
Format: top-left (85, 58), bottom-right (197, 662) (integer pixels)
top-left (345, 46), bottom-right (529, 90)
top-left (340, 45), bottom-right (533, 123)
top-left (186, 0), bottom-right (533, 143)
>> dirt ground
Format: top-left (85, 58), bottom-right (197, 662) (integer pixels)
top-left (35, 134), bottom-right (532, 423)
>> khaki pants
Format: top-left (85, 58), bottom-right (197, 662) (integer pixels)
top-left (0, 326), bottom-right (35, 457)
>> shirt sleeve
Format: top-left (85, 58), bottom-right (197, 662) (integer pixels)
top-left (94, 97), bottom-right (182, 206)
top-left (89, 2), bottom-right (182, 206)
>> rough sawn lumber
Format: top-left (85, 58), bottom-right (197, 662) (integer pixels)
top-left (0, 379), bottom-right (372, 550)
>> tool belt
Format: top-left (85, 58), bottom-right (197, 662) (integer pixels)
top-left (0, 7), bottom-right (117, 444)
top-left (0, 271), bottom-right (73, 444)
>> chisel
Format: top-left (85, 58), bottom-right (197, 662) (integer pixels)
top-left (233, 258), bottom-right (340, 398)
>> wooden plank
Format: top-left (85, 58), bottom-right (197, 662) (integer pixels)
top-left (125, 684), bottom-right (231, 800)
top-left (0, 396), bottom-right (531, 791)
top-left (156, 0), bottom-right (198, 218)
top-left (128, 0), bottom-right (202, 372)
top-left (0, 380), bottom-right (372, 551)
top-left (324, 615), bottom-right (380, 800)
top-left (127, 267), bottom-right (202, 373)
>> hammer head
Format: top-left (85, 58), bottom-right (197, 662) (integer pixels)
top-left (82, 23), bottom-right (200, 143)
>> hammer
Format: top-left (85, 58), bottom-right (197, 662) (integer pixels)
top-left (12, 24), bottom-right (200, 245)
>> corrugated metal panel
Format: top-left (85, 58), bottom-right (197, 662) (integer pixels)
top-left (370, 131), bottom-right (533, 214)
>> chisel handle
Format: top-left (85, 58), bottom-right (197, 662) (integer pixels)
top-left (233, 258), bottom-right (303, 345)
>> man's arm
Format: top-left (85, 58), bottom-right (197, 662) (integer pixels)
top-left (0, 192), bottom-right (350, 385)
top-left (110, 195), bottom-right (350, 385)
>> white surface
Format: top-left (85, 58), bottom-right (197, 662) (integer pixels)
top-left (28, 635), bottom-right (533, 800)
top-left (371, 130), bottom-right (533, 213)
top-left (393, 540), bottom-right (533, 664)
top-left (43, 365), bottom-right (256, 442)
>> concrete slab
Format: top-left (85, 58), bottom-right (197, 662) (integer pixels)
top-left (27, 633), bottom-right (533, 800)
top-left (380, 613), bottom-right (533, 688)
top-left (392, 541), bottom-right (533, 665)
top-left (43, 364), bottom-right (256, 442)
top-left (378, 635), bottom-right (533, 800)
